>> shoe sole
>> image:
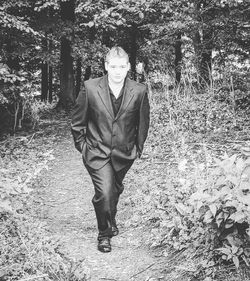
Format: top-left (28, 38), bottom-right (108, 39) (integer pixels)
top-left (98, 246), bottom-right (111, 253)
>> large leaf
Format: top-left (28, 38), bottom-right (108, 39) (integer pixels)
top-left (209, 204), bottom-right (217, 217)
top-left (174, 202), bottom-right (192, 216)
top-left (229, 211), bottom-right (246, 223)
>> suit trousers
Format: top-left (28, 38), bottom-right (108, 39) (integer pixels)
top-left (84, 160), bottom-right (134, 239)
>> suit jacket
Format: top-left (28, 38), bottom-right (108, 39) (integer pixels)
top-left (71, 74), bottom-right (150, 171)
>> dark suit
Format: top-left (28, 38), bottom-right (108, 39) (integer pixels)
top-left (71, 74), bottom-right (150, 238)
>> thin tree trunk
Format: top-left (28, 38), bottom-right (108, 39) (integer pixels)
top-left (48, 65), bottom-right (53, 103)
top-left (6, 37), bottom-right (20, 71)
top-left (41, 33), bottom-right (48, 102)
top-left (200, 28), bottom-right (213, 85)
top-left (59, 37), bottom-right (75, 106)
top-left (193, 0), bottom-right (213, 87)
top-left (130, 25), bottom-right (138, 81)
top-left (59, 0), bottom-right (75, 108)
top-left (6, 37), bottom-right (21, 131)
top-left (48, 32), bottom-right (53, 103)
top-left (84, 65), bottom-right (91, 81)
top-left (41, 62), bottom-right (48, 101)
top-left (75, 58), bottom-right (82, 98)
top-left (102, 28), bottom-right (110, 74)
top-left (174, 33), bottom-right (182, 84)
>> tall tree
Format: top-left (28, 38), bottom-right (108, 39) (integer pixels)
top-left (58, 0), bottom-right (75, 108)
top-left (175, 32), bottom-right (182, 84)
top-left (192, 0), bottom-right (214, 86)
top-left (41, 33), bottom-right (49, 102)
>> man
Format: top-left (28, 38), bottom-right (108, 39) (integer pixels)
top-left (71, 46), bottom-right (150, 253)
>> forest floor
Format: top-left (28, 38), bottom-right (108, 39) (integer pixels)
top-left (26, 113), bottom-right (176, 281)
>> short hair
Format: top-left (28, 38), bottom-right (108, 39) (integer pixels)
top-left (105, 47), bottom-right (129, 63)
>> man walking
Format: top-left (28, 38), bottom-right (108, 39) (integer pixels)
top-left (71, 47), bottom-right (150, 253)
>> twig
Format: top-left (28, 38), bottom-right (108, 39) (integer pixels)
top-left (17, 274), bottom-right (48, 281)
top-left (100, 278), bottom-right (118, 281)
top-left (27, 133), bottom-right (36, 145)
top-left (130, 263), bottom-right (155, 279)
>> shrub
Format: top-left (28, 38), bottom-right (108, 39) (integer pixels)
top-left (0, 64), bottom-right (49, 134)
top-left (145, 71), bottom-right (250, 279)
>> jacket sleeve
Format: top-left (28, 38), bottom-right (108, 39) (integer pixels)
top-left (137, 89), bottom-right (150, 158)
top-left (71, 85), bottom-right (88, 153)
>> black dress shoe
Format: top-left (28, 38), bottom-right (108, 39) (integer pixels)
top-left (111, 225), bottom-right (119, 236)
top-left (98, 237), bottom-right (111, 253)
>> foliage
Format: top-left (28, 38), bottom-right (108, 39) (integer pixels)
top-left (188, 152), bottom-right (250, 268)
top-left (0, 213), bottom-right (89, 281)
top-left (0, 64), bottom-right (50, 132)
top-left (125, 72), bottom-right (250, 280)
top-left (0, 3), bottom-right (39, 35)
top-left (1, 0), bottom-right (249, 111)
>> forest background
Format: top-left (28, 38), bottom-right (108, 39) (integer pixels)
top-left (0, 0), bottom-right (250, 280)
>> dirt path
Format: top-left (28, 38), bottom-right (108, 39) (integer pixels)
top-left (37, 127), bottom-right (166, 281)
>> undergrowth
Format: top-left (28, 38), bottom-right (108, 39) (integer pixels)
top-left (0, 212), bottom-right (89, 281)
top-left (0, 112), bottom-right (89, 281)
top-left (132, 71), bottom-right (250, 280)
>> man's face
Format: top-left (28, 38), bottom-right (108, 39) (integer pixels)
top-left (105, 57), bottom-right (130, 84)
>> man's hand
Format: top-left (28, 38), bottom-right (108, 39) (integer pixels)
top-left (75, 141), bottom-right (84, 153)
top-left (137, 149), bottom-right (142, 159)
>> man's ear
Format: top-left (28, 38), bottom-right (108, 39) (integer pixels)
top-left (104, 61), bottom-right (108, 71)
top-left (127, 62), bottom-right (131, 70)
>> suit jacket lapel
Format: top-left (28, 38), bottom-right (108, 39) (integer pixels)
top-left (115, 78), bottom-right (134, 120)
top-left (97, 75), bottom-right (115, 119)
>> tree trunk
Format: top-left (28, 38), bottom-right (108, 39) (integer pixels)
top-left (48, 32), bottom-right (53, 103)
top-left (193, 0), bottom-right (213, 87)
top-left (194, 29), bottom-right (213, 87)
top-left (174, 33), bottom-right (182, 84)
top-left (58, 0), bottom-right (75, 108)
top-left (59, 37), bottom-right (75, 107)
top-left (84, 65), bottom-right (92, 81)
top-left (200, 28), bottom-right (213, 85)
top-left (102, 29), bottom-right (110, 74)
top-left (75, 58), bottom-right (82, 98)
top-left (48, 65), bottom-right (53, 103)
top-left (130, 25), bottom-right (138, 81)
top-left (41, 34), bottom-right (48, 101)
top-left (193, 29), bottom-right (201, 80)
top-left (6, 38), bottom-right (20, 71)
top-left (6, 37), bottom-right (21, 131)
top-left (41, 62), bottom-right (48, 101)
